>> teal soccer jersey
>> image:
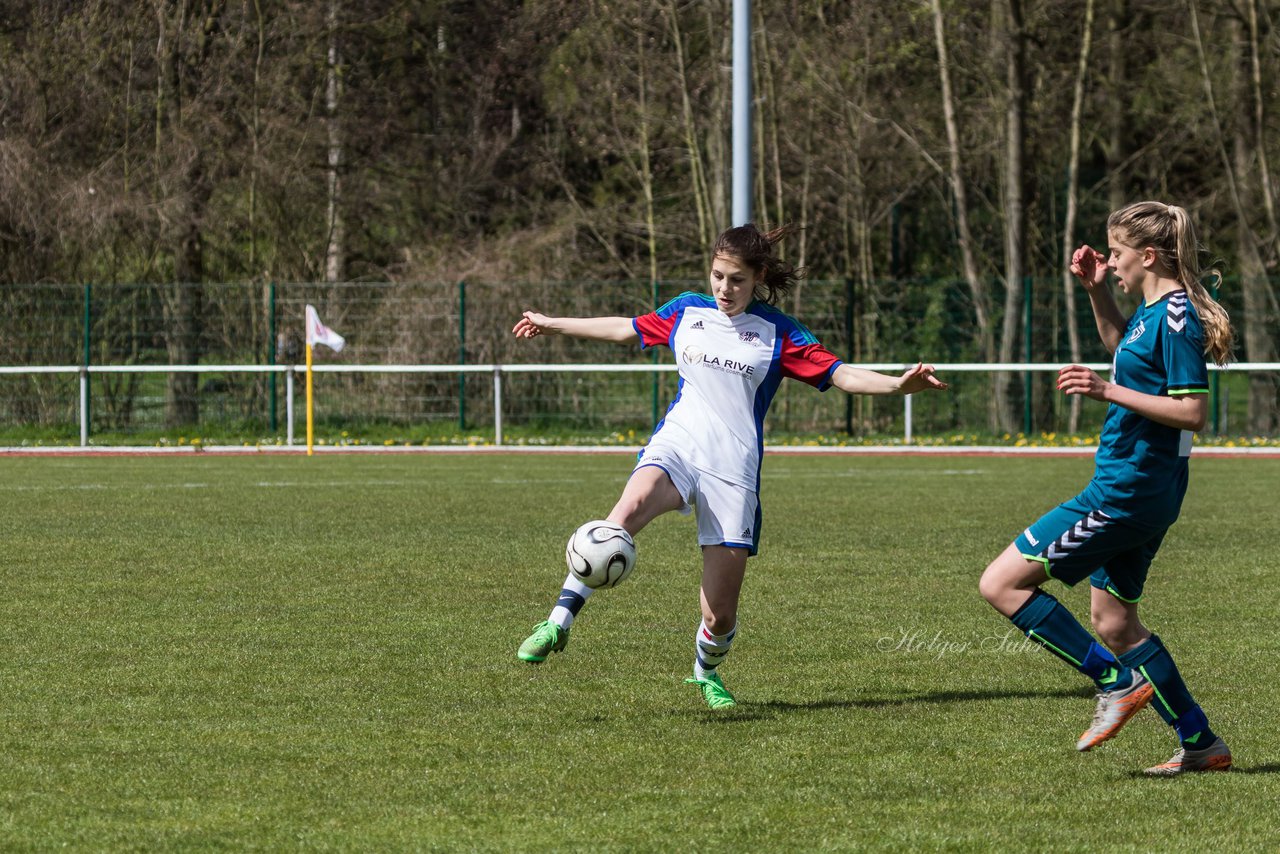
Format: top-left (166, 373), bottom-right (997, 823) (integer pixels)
top-left (1074, 290), bottom-right (1209, 527)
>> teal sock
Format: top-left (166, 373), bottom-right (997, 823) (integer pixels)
top-left (1010, 590), bottom-right (1126, 689)
top-left (1118, 634), bottom-right (1214, 746)
top-left (1172, 706), bottom-right (1217, 749)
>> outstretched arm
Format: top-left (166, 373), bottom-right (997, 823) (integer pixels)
top-left (513, 311), bottom-right (638, 344)
top-left (1069, 245), bottom-right (1128, 354)
top-left (830, 362), bottom-right (948, 396)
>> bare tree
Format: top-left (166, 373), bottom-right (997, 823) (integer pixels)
top-left (154, 0), bottom-right (227, 427)
top-left (928, 0), bottom-right (995, 374)
top-left (1062, 0), bottom-right (1097, 433)
top-left (324, 0), bottom-right (344, 284)
top-left (993, 0), bottom-right (1029, 433)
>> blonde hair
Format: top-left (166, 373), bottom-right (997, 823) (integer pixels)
top-left (1107, 201), bottom-right (1234, 365)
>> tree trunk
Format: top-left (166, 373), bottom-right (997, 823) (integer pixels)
top-left (1230, 14), bottom-right (1280, 432)
top-left (325, 0), bottom-right (345, 284)
top-left (1105, 0), bottom-right (1130, 213)
top-left (928, 0), bottom-right (996, 429)
top-left (665, 1), bottom-right (711, 249)
top-left (1062, 0), bottom-right (1096, 433)
top-left (155, 0), bottom-right (223, 428)
top-left (995, 0), bottom-right (1028, 434)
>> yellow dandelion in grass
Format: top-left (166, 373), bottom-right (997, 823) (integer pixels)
top-left (178, 436), bottom-right (186, 445)
top-left (384, 439), bottom-right (395, 446)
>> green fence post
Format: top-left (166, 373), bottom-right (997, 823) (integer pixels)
top-left (268, 282), bottom-right (277, 432)
top-left (458, 280), bottom-right (466, 431)
top-left (1023, 275), bottom-right (1032, 436)
top-left (82, 283), bottom-right (92, 443)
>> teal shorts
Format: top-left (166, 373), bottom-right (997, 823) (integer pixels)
top-left (1013, 501), bottom-right (1168, 603)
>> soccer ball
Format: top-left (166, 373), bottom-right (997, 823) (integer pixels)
top-left (565, 520), bottom-right (637, 589)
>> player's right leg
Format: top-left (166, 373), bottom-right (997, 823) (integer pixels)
top-left (980, 509), bottom-right (1144, 727)
top-left (517, 464), bottom-right (685, 664)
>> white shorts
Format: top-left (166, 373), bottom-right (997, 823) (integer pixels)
top-left (634, 442), bottom-right (761, 555)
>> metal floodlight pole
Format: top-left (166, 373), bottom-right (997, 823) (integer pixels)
top-left (732, 0), bottom-right (752, 227)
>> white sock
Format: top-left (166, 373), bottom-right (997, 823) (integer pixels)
top-left (694, 620), bottom-right (737, 679)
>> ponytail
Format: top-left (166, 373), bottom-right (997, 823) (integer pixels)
top-left (1107, 201), bottom-right (1235, 365)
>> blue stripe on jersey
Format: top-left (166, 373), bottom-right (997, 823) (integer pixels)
top-left (751, 326), bottom-right (787, 490)
top-left (749, 300), bottom-right (821, 345)
top-left (641, 374), bottom-right (685, 456)
top-left (654, 291), bottom-right (714, 318)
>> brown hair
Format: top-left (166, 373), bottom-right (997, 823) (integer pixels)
top-left (1107, 201), bottom-right (1234, 365)
top-left (711, 223), bottom-right (804, 306)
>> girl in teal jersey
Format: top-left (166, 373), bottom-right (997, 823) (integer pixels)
top-left (979, 201), bottom-right (1235, 775)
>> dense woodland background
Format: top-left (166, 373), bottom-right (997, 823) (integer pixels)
top-left (1, 0), bottom-right (1278, 435)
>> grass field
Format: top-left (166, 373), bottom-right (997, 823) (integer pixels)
top-left (2, 452), bottom-right (1277, 851)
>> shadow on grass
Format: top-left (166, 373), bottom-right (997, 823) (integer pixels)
top-left (690, 686), bottom-right (1091, 723)
top-left (1216, 763), bottom-right (1280, 775)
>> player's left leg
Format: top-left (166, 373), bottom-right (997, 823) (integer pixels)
top-left (1121, 630), bottom-right (1230, 775)
top-left (1091, 537), bottom-right (1231, 774)
top-left (684, 544), bottom-right (748, 709)
top-left (682, 473), bottom-right (756, 709)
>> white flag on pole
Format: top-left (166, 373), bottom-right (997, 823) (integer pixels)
top-left (305, 305), bottom-right (346, 352)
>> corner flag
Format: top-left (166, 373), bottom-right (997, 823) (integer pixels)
top-left (304, 305), bottom-right (345, 456)
top-left (306, 305), bottom-right (346, 352)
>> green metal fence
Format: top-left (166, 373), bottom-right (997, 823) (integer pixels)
top-left (0, 280), bottom-right (1273, 443)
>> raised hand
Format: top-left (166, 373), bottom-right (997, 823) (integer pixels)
top-left (1069, 244), bottom-right (1108, 289)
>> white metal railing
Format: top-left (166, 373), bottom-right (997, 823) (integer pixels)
top-left (3, 362), bottom-right (1279, 447)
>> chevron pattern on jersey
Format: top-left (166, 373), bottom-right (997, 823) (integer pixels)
top-left (1167, 291), bottom-right (1188, 333)
top-left (1045, 510), bottom-right (1114, 563)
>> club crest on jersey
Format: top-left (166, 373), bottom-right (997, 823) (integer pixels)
top-left (738, 330), bottom-right (761, 344)
top-left (1125, 319), bottom-right (1146, 345)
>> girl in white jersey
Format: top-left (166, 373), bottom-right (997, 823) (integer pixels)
top-left (514, 224), bottom-right (947, 709)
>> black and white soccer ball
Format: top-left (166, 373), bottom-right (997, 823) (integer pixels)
top-left (565, 520), bottom-right (637, 589)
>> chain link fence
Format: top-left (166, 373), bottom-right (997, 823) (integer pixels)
top-left (1, 280), bottom-right (1273, 443)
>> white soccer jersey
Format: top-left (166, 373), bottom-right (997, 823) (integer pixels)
top-left (631, 292), bottom-right (842, 489)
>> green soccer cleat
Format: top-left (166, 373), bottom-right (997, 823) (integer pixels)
top-left (684, 671), bottom-right (737, 710)
top-left (517, 620), bottom-right (569, 663)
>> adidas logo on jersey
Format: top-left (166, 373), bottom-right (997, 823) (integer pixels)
top-left (691, 320), bottom-right (705, 329)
